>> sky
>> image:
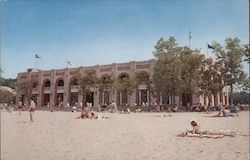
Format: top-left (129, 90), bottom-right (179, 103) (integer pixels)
top-left (0, 0), bottom-right (249, 78)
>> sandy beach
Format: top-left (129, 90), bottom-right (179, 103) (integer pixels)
top-left (1, 111), bottom-right (249, 160)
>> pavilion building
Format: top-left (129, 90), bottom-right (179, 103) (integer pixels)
top-left (16, 59), bottom-right (229, 109)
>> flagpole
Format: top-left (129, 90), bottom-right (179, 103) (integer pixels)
top-left (188, 30), bottom-right (192, 49)
top-left (34, 56), bottom-right (36, 69)
top-left (206, 43), bottom-right (208, 57)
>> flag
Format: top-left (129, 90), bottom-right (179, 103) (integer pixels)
top-left (35, 54), bottom-right (41, 58)
top-left (207, 44), bottom-right (215, 49)
top-left (66, 60), bottom-right (72, 65)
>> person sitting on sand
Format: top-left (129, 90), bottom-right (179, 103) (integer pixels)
top-left (214, 107), bottom-right (236, 117)
top-left (187, 120), bottom-right (236, 137)
top-left (126, 107), bottom-right (131, 113)
top-left (75, 110), bottom-right (89, 119)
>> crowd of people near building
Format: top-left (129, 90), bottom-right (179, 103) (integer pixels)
top-left (1, 99), bottom-right (248, 114)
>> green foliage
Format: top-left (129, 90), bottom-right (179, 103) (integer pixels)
top-left (0, 77), bottom-right (16, 89)
top-left (212, 37), bottom-right (246, 104)
top-left (99, 73), bottom-right (116, 92)
top-left (15, 78), bottom-right (38, 100)
top-left (180, 47), bottom-right (205, 99)
top-left (76, 69), bottom-right (98, 92)
top-left (232, 91), bottom-right (250, 104)
top-left (0, 89), bottom-right (15, 103)
top-left (153, 37), bottom-right (183, 106)
top-left (114, 76), bottom-right (135, 95)
top-left (75, 69), bottom-right (98, 108)
top-left (197, 58), bottom-right (224, 104)
top-left (243, 44), bottom-right (250, 63)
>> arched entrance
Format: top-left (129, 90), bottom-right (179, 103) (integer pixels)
top-left (41, 79), bottom-right (51, 106)
top-left (117, 73), bottom-right (130, 106)
top-left (99, 74), bottom-right (112, 105)
top-left (69, 77), bottom-right (79, 105)
top-left (55, 78), bottom-right (64, 106)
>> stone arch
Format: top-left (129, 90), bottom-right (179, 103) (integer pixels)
top-left (135, 71), bottom-right (151, 107)
top-left (117, 72), bottom-right (130, 81)
top-left (54, 78), bottom-right (64, 106)
top-left (68, 76), bottom-right (79, 105)
top-left (99, 74), bottom-right (112, 105)
top-left (116, 73), bottom-right (130, 107)
top-left (100, 74), bottom-right (112, 83)
top-left (41, 79), bottom-right (51, 106)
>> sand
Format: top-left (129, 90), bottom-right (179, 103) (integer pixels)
top-left (1, 111), bottom-right (249, 160)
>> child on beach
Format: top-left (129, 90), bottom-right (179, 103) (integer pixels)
top-left (17, 100), bottom-right (22, 115)
top-left (29, 98), bottom-right (36, 122)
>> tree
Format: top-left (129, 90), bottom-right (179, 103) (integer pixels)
top-left (0, 88), bottom-right (15, 104)
top-left (212, 37), bottom-right (246, 105)
top-left (99, 73), bottom-right (116, 105)
top-left (180, 47), bottom-right (205, 106)
top-left (198, 58), bottom-right (224, 106)
top-left (15, 78), bottom-right (38, 104)
top-left (99, 73), bottom-right (116, 93)
top-left (76, 69), bottom-right (98, 110)
top-left (114, 75), bottom-right (135, 108)
top-left (232, 91), bottom-right (250, 104)
top-left (134, 71), bottom-right (151, 109)
top-left (0, 77), bottom-right (16, 89)
top-left (243, 44), bottom-right (250, 63)
top-left (153, 36), bottom-right (183, 107)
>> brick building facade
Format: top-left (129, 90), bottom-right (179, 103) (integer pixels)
top-left (16, 59), bottom-right (229, 109)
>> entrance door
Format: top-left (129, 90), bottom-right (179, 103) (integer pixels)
top-left (121, 90), bottom-right (128, 105)
top-left (44, 94), bottom-right (50, 106)
top-left (57, 93), bottom-right (64, 105)
top-left (141, 90), bottom-right (148, 104)
top-left (71, 92), bottom-right (78, 105)
top-left (104, 91), bottom-right (110, 105)
top-left (86, 92), bottom-right (94, 106)
top-left (162, 95), bottom-right (169, 105)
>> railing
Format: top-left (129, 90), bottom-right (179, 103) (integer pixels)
top-left (57, 86), bottom-right (64, 90)
top-left (44, 87), bottom-right (50, 91)
top-left (32, 88), bottom-right (38, 92)
top-left (71, 85), bottom-right (78, 89)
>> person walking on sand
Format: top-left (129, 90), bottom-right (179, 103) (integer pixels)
top-left (29, 98), bottom-right (36, 122)
top-left (17, 100), bottom-right (22, 115)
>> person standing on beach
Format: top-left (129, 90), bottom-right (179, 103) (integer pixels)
top-left (17, 100), bottom-right (22, 115)
top-left (29, 98), bottom-right (36, 122)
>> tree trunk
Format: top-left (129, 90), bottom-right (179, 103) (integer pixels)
top-left (82, 91), bottom-right (86, 111)
top-left (204, 95), bottom-right (207, 106)
top-left (171, 94), bottom-right (175, 108)
top-left (229, 84), bottom-right (233, 106)
top-left (173, 94), bottom-right (176, 108)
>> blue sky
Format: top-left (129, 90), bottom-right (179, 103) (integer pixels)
top-left (1, 0), bottom-right (249, 78)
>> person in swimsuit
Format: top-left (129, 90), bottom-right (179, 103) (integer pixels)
top-left (29, 98), bottom-right (36, 122)
top-left (187, 120), bottom-right (235, 136)
top-left (17, 100), bottom-right (22, 115)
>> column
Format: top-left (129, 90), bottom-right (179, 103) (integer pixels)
top-left (37, 71), bottom-right (43, 107)
top-left (50, 70), bottom-right (56, 106)
top-left (63, 68), bottom-right (70, 106)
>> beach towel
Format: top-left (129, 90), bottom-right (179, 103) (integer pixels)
top-left (177, 133), bottom-right (225, 139)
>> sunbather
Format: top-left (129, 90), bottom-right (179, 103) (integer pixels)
top-left (186, 120), bottom-right (236, 137)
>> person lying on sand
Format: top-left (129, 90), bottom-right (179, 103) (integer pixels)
top-left (154, 114), bottom-right (172, 117)
top-left (185, 120), bottom-right (236, 137)
top-left (76, 111), bottom-right (110, 119)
